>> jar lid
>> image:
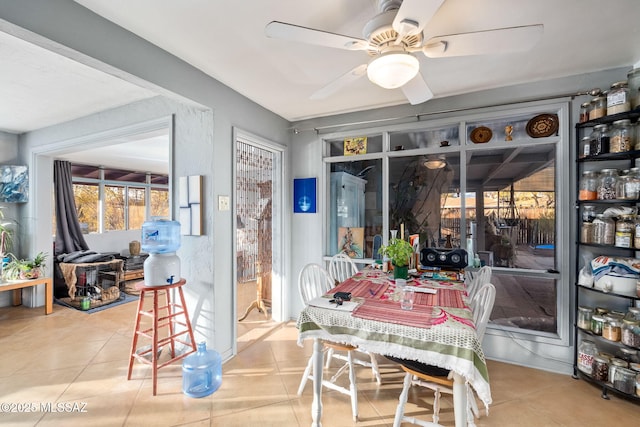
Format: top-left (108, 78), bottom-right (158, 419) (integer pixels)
top-left (592, 314), bottom-right (605, 321)
top-left (581, 102), bottom-right (591, 107)
top-left (578, 305), bottom-right (594, 312)
top-left (613, 119), bottom-right (631, 126)
top-left (582, 339), bottom-right (595, 345)
top-left (595, 307), bottom-right (609, 315)
top-left (611, 358), bottom-right (629, 367)
top-left (594, 124), bottom-right (609, 130)
top-left (593, 354), bottom-right (610, 363)
top-left (630, 362), bottom-right (640, 372)
top-left (622, 318), bottom-right (640, 326)
top-left (599, 168), bottom-right (618, 174)
top-left (610, 81), bottom-right (628, 89)
top-left (581, 136), bottom-right (591, 141)
top-left (628, 307), bottom-right (640, 315)
top-left (619, 347), bottom-right (638, 355)
top-left (592, 96), bottom-right (606, 101)
top-left (628, 68), bottom-right (640, 77)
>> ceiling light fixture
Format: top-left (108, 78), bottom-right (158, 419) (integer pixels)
top-left (424, 155), bottom-right (447, 170)
top-left (367, 52), bottom-right (419, 89)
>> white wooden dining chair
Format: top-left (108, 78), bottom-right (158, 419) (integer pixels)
top-left (328, 252), bottom-right (358, 285)
top-left (296, 263), bottom-right (360, 421)
top-left (464, 265), bottom-right (492, 301)
top-left (325, 253), bottom-right (382, 384)
top-left (391, 283), bottom-right (496, 427)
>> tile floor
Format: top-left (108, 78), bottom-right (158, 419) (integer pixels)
top-left (0, 300), bottom-right (639, 427)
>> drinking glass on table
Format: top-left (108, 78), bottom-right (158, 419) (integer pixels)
top-left (400, 287), bottom-right (415, 310)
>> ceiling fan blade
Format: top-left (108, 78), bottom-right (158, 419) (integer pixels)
top-left (401, 73), bottom-right (433, 105)
top-left (310, 64), bottom-right (368, 100)
top-left (265, 21), bottom-right (369, 51)
top-left (393, 0), bottom-right (445, 37)
top-left (422, 24), bottom-right (544, 58)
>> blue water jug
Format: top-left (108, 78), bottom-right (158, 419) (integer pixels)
top-left (182, 341), bottom-right (222, 398)
top-left (141, 219), bottom-right (181, 254)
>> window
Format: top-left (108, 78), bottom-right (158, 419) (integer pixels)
top-left (324, 103), bottom-right (567, 336)
top-left (71, 164), bottom-right (169, 233)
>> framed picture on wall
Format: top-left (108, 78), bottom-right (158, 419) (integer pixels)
top-left (293, 177), bottom-right (316, 213)
top-left (0, 165), bottom-right (28, 203)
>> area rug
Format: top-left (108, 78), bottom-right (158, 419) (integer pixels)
top-left (55, 292), bottom-right (138, 314)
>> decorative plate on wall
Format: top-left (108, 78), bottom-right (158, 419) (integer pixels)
top-left (470, 126), bottom-right (493, 143)
top-left (526, 114), bottom-right (559, 138)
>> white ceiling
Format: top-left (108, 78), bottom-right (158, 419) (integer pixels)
top-left (1, 0), bottom-right (640, 171)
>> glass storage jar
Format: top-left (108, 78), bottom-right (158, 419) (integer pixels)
top-left (628, 67), bottom-right (640, 109)
top-left (577, 339), bottom-right (598, 375)
top-left (592, 354), bottom-right (610, 382)
top-left (613, 367), bottom-right (636, 394)
top-left (635, 216), bottom-right (640, 250)
top-left (577, 306), bottom-right (594, 330)
top-left (580, 102), bottom-right (591, 123)
top-left (580, 136), bottom-right (592, 158)
top-left (591, 314), bottom-right (605, 335)
top-left (627, 306), bottom-right (640, 320)
top-left (607, 81), bottom-right (631, 115)
top-left (615, 214), bottom-right (634, 247)
top-left (589, 124), bottom-right (610, 155)
top-left (603, 317), bottom-right (622, 341)
top-left (592, 214), bottom-right (615, 245)
top-left (615, 172), bottom-right (639, 200)
top-left (609, 358), bottom-right (628, 385)
top-left (621, 318), bottom-right (640, 348)
top-left (597, 168), bottom-right (618, 200)
top-left (610, 119), bottom-right (633, 153)
top-left (589, 96), bottom-right (607, 120)
top-left (582, 205), bottom-right (597, 223)
top-left (579, 170), bottom-right (598, 201)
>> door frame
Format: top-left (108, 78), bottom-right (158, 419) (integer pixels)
top-left (232, 128), bottom-right (287, 333)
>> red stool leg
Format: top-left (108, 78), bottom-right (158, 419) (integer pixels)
top-left (151, 289), bottom-right (159, 396)
top-left (165, 288), bottom-right (176, 358)
top-left (177, 286), bottom-right (197, 352)
top-left (128, 288), bottom-right (146, 380)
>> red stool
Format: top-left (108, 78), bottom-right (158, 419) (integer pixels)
top-left (127, 278), bottom-right (197, 395)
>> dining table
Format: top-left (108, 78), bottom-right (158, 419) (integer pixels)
top-left (296, 266), bottom-right (492, 427)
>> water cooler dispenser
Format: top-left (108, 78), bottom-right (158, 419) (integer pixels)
top-left (141, 219), bottom-right (181, 286)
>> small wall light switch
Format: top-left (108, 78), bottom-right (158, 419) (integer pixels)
top-left (218, 195), bottom-right (230, 211)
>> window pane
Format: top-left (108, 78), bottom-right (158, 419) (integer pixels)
top-left (128, 187), bottom-right (146, 229)
top-left (389, 153), bottom-right (460, 247)
top-left (327, 134), bottom-right (383, 156)
top-left (73, 183), bottom-right (99, 234)
top-left (466, 143), bottom-right (557, 334)
top-left (328, 160), bottom-right (382, 259)
top-left (104, 185), bottom-right (125, 231)
top-left (466, 145), bottom-right (556, 269)
top-left (390, 125), bottom-right (460, 150)
top-left (150, 188), bottom-right (169, 218)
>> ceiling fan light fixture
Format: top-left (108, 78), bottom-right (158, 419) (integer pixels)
top-left (367, 52), bottom-right (419, 89)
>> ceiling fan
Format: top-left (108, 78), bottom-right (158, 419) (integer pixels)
top-left (265, 0), bottom-right (543, 105)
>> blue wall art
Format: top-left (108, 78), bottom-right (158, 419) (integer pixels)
top-left (0, 165), bottom-right (28, 203)
top-left (293, 177), bottom-right (316, 213)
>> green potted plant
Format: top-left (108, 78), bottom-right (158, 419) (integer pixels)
top-left (2, 251), bottom-right (48, 280)
top-left (378, 238), bottom-right (415, 279)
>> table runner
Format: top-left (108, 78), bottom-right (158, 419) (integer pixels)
top-left (328, 269), bottom-right (468, 329)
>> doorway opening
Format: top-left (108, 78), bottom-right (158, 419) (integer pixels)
top-left (234, 131), bottom-right (284, 351)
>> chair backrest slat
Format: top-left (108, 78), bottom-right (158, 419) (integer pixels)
top-left (470, 282), bottom-right (496, 341)
top-left (298, 263), bottom-right (334, 305)
top-left (328, 253), bottom-right (358, 284)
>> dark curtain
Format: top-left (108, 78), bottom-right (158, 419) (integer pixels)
top-left (54, 160), bottom-right (89, 256)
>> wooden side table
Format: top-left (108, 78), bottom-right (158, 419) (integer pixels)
top-left (0, 277), bottom-right (53, 314)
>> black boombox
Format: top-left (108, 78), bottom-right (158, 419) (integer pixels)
top-left (420, 248), bottom-right (468, 270)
